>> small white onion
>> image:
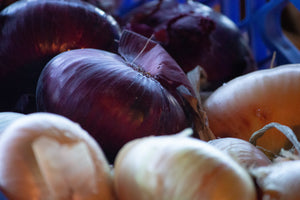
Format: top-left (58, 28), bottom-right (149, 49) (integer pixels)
top-left (114, 130), bottom-right (257, 200)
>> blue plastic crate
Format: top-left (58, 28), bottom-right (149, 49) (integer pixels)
top-left (0, 191), bottom-right (7, 200)
top-left (205, 0), bottom-right (300, 68)
top-left (117, 0), bottom-right (300, 69)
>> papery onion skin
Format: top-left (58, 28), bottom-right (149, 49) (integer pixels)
top-left (122, 0), bottom-right (257, 89)
top-left (114, 134), bottom-right (257, 200)
top-left (209, 137), bottom-right (271, 169)
top-left (251, 160), bottom-right (300, 200)
top-left (36, 48), bottom-right (191, 163)
top-left (0, 0), bottom-right (120, 112)
top-left (204, 64), bottom-right (300, 154)
top-left (0, 112), bottom-right (116, 200)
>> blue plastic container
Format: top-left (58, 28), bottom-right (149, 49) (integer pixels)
top-left (209, 0), bottom-right (300, 68)
top-left (118, 0), bottom-right (300, 69)
top-left (0, 191), bottom-right (7, 200)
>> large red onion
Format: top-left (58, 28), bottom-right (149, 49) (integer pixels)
top-left (36, 30), bottom-right (213, 163)
top-left (121, 0), bottom-right (257, 89)
top-left (0, 0), bottom-right (120, 112)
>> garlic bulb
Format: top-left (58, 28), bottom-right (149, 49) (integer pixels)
top-left (114, 130), bottom-right (257, 200)
top-left (0, 112), bottom-right (116, 200)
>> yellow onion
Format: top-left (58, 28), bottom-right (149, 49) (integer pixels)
top-left (0, 112), bottom-right (116, 200)
top-left (204, 64), bottom-right (300, 154)
top-left (114, 129), bottom-right (256, 200)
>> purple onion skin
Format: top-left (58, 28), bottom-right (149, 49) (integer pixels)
top-left (36, 47), bottom-right (192, 163)
top-left (0, 0), bottom-right (120, 112)
top-left (122, 0), bottom-right (257, 89)
top-left (0, 0), bottom-right (122, 15)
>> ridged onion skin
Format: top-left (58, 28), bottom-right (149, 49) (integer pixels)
top-left (36, 30), bottom-right (209, 163)
top-left (114, 133), bottom-right (257, 200)
top-left (0, 0), bottom-right (120, 112)
top-left (203, 64), bottom-right (300, 154)
top-left (0, 112), bottom-right (116, 200)
top-left (36, 48), bottom-right (189, 163)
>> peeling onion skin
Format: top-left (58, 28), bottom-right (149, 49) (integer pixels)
top-left (36, 48), bottom-right (191, 163)
top-left (114, 134), bottom-right (257, 200)
top-left (0, 112), bottom-right (116, 200)
top-left (122, 0), bottom-right (257, 89)
top-left (208, 138), bottom-right (272, 169)
top-left (0, 0), bottom-right (121, 112)
top-left (251, 161), bottom-right (300, 200)
top-left (204, 64), bottom-right (300, 154)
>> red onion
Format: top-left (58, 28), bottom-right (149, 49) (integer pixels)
top-left (0, 0), bottom-right (120, 112)
top-left (0, 0), bottom-right (121, 14)
top-left (36, 30), bottom-right (213, 163)
top-left (121, 0), bottom-right (257, 89)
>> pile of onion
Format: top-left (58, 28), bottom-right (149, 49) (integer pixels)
top-left (0, 0), bottom-right (120, 112)
top-left (121, 0), bottom-right (257, 89)
top-left (202, 63), bottom-right (300, 199)
top-left (36, 30), bottom-right (214, 163)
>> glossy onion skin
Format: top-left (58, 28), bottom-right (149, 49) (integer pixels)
top-left (0, 112), bottom-right (116, 200)
top-left (36, 48), bottom-right (190, 163)
top-left (204, 64), bottom-right (300, 154)
top-left (0, 0), bottom-right (121, 14)
top-left (114, 135), bottom-right (256, 200)
top-left (122, 0), bottom-right (257, 89)
top-left (0, 0), bottom-right (120, 112)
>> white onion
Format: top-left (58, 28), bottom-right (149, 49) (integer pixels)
top-left (0, 112), bottom-right (116, 200)
top-left (114, 130), bottom-right (256, 200)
